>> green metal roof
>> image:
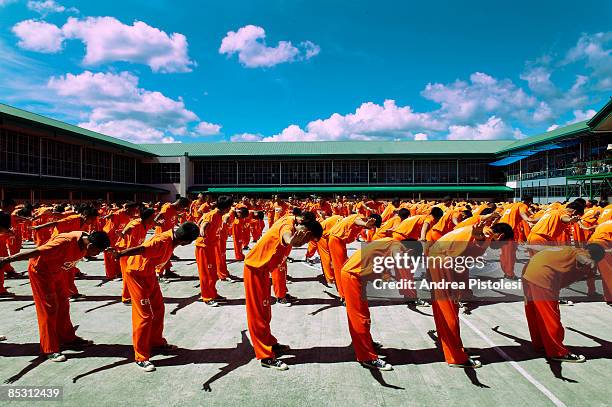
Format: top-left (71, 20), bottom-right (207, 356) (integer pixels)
top-left (497, 120), bottom-right (590, 153)
top-left (587, 98), bottom-right (612, 131)
top-left (142, 140), bottom-right (515, 157)
top-left (198, 185), bottom-right (513, 194)
top-left (0, 103), bottom-right (151, 155)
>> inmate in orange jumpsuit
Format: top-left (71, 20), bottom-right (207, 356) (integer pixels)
top-left (0, 232), bottom-right (14, 294)
top-left (154, 203), bottom-right (178, 274)
top-left (195, 208), bottom-right (223, 301)
top-left (315, 215), bottom-right (342, 283)
top-left (522, 247), bottom-right (591, 357)
top-left (243, 221), bottom-right (294, 360)
top-left (124, 230), bottom-right (175, 362)
top-left (116, 218), bottom-right (150, 302)
top-left (103, 209), bottom-right (130, 279)
top-left (341, 238), bottom-right (407, 361)
top-left (589, 221), bottom-right (612, 302)
top-left (498, 202), bottom-right (530, 278)
top-left (28, 231), bottom-right (86, 354)
top-left (52, 215), bottom-right (90, 297)
top-left (328, 214), bottom-right (364, 298)
top-left (428, 226), bottom-right (486, 364)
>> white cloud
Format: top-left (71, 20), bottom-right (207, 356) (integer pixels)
top-left (546, 124), bottom-right (560, 131)
top-left (219, 25), bottom-right (319, 68)
top-left (27, 0), bottom-right (78, 15)
top-left (414, 133), bottom-right (428, 141)
top-left (194, 121), bottom-right (222, 136)
top-left (12, 19), bottom-right (64, 52)
top-left (422, 72), bottom-right (538, 123)
top-left (568, 109), bottom-right (596, 123)
top-left (447, 116), bottom-right (524, 140)
top-left (564, 32), bottom-right (612, 90)
top-left (47, 71), bottom-right (216, 143)
top-left (12, 16), bottom-right (194, 72)
top-left (230, 133), bottom-right (264, 142)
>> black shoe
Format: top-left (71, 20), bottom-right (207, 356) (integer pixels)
top-left (550, 353), bottom-right (586, 363)
top-left (74, 271), bottom-right (87, 278)
top-left (272, 343), bottom-right (291, 354)
top-left (277, 297), bottom-right (292, 307)
top-left (360, 358), bottom-right (393, 371)
top-left (372, 341), bottom-right (383, 350)
top-left (261, 358), bottom-right (288, 370)
top-left (340, 298), bottom-right (346, 307)
top-left (449, 358), bottom-right (482, 368)
top-left (122, 299), bottom-right (132, 306)
top-left (214, 295), bottom-right (227, 302)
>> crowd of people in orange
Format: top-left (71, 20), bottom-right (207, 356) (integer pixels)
top-left (0, 193), bottom-right (610, 373)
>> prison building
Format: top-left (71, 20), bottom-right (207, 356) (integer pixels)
top-left (1, 100), bottom-right (610, 203)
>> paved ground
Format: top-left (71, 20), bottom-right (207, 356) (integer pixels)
top-left (0, 235), bottom-right (611, 407)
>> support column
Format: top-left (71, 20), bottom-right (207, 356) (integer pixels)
top-left (179, 153), bottom-right (191, 197)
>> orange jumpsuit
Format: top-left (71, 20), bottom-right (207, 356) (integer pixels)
top-left (243, 221), bottom-right (294, 360)
top-left (116, 219), bottom-right (150, 302)
top-left (103, 209), bottom-right (130, 279)
top-left (498, 202), bottom-right (531, 278)
top-left (328, 214), bottom-right (364, 298)
top-left (316, 215), bottom-right (342, 283)
top-left (154, 203), bottom-right (178, 274)
top-left (341, 238), bottom-right (408, 362)
top-left (0, 232), bottom-right (14, 293)
top-left (589, 221), bottom-right (612, 302)
top-left (522, 247), bottom-right (590, 357)
top-left (195, 208), bottom-right (223, 301)
top-left (527, 209), bottom-right (570, 247)
top-left (52, 215), bottom-right (88, 297)
top-left (124, 230), bottom-right (174, 362)
top-left (428, 226), bottom-right (486, 364)
top-left (28, 231), bottom-right (86, 354)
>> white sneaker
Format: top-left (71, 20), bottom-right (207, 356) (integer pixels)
top-left (136, 360), bottom-right (156, 372)
top-left (47, 352), bottom-right (66, 362)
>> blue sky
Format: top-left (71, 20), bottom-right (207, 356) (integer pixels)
top-left (0, 0), bottom-right (610, 144)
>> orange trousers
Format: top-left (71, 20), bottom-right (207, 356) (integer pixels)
top-left (271, 261), bottom-right (288, 299)
top-left (523, 281), bottom-right (567, 357)
top-left (217, 231), bottom-right (229, 279)
top-left (328, 236), bottom-right (347, 298)
top-left (29, 268), bottom-right (78, 354)
top-left (0, 241), bottom-right (14, 293)
top-left (196, 244), bottom-right (219, 301)
top-left (251, 220), bottom-right (264, 242)
top-left (306, 241), bottom-right (317, 259)
top-left (232, 223), bottom-right (245, 260)
top-left (317, 237), bottom-right (335, 283)
top-left (599, 252), bottom-right (612, 302)
top-left (8, 233), bottom-right (21, 255)
top-left (342, 272), bottom-right (377, 361)
top-left (104, 249), bottom-right (121, 279)
top-left (499, 241), bottom-right (517, 278)
top-left (431, 297), bottom-right (469, 364)
top-left (244, 264), bottom-right (277, 360)
top-left (119, 257), bottom-right (130, 301)
top-left (396, 266), bottom-right (417, 299)
top-left (125, 271), bottom-right (167, 362)
top-left (64, 267), bottom-right (79, 296)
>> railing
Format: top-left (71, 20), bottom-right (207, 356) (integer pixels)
top-left (507, 158), bottom-right (611, 182)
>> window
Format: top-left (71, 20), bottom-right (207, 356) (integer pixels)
top-left (332, 160), bottom-right (368, 184)
top-left (414, 160), bottom-right (457, 184)
top-left (113, 154), bottom-right (136, 183)
top-left (138, 163), bottom-right (180, 184)
top-left (369, 160), bottom-right (412, 184)
top-left (193, 160), bottom-right (236, 185)
top-left (281, 160), bottom-right (332, 184)
top-left (41, 138), bottom-right (80, 178)
top-left (83, 148), bottom-right (112, 181)
top-left (238, 161), bottom-right (280, 185)
top-left (0, 129), bottom-right (39, 174)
